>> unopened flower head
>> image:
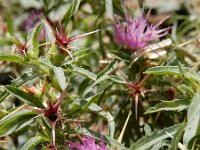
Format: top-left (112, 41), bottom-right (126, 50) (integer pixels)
top-left (23, 8), bottom-right (45, 40)
top-left (69, 134), bottom-right (106, 150)
top-left (113, 10), bottom-right (170, 51)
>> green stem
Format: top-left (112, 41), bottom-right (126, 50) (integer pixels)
top-left (117, 110), bottom-right (132, 143)
top-left (138, 0), bottom-right (143, 9)
top-left (50, 122), bottom-right (57, 150)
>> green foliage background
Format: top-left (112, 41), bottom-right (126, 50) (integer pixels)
top-left (0, 0), bottom-right (200, 149)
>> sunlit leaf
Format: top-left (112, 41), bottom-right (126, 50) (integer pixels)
top-left (0, 109), bottom-right (37, 136)
top-left (43, 19), bottom-right (56, 44)
top-left (27, 23), bottom-right (43, 58)
top-left (145, 66), bottom-right (200, 82)
top-left (21, 135), bottom-right (44, 150)
top-left (65, 65), bottom-right (97, 81)
top-left (129, 124), bottom-right (181, 150)
top-left (0, 54), bottom-right (24, 63)
top-left (63, 0), bottom-right (82, 23)
top-left (53, 66), bottom-right (67, 90)
top-left (0, 71), bottom-right (38, 103)
top-left (145, 99), bottom-right (190, 114)
top-left (105, 0), bottom-right (113, 21)
top-left (169, 122), bottom-right (186, 150)
top-left (73, 97), bottom-right (115, 138)
top-left (183, 88), bottom-right (200, 146)
top-left (6, 85), bottom-right (45, 108)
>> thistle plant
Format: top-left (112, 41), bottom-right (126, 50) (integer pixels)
top-left (0, 1), bottom-right (200, 150)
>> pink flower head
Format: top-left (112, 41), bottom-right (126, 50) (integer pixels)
top-left (23, 9), bottom-right (45, 40)
top-left (69, 134), bottom-right (106, 150)
top-left (113, 10), bottom-right (170, 51)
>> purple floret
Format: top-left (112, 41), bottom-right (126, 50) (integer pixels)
top-left (113, 10), bottom-right (170, 51)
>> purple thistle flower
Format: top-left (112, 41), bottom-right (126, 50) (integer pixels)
top-left (113, 10), bottom-right (170, 51)
top-left (68, 134), bottom-right (106, 150)
top-left (23, 9), bottom-right (45, 41)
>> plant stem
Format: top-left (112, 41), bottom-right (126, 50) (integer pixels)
top-left (138, 0), bottom-right (143, 9)
top-left (50, 122), bottom-right (56, 150)
top-left (118, 110), bottom-right (132, 143)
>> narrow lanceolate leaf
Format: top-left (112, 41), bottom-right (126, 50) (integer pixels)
top-left (144, 66), bottom-right (200, 82)
top-left (63, 51), bottom-right (93, 65)
top-left (83, 75), bottom-right (109, 97)
top-left (129, 124), bottom-right (180, 150)
top-left (0, 54), bottom-right (24, 63)
top-left (73, 98), bottom-right (115, 138)
top-left (80, 60), bottom-right (118, 96)
top-left (21, 135), bottom-right (43, 150)
top-left (53, 66), bottom-right (67, 90)
top-left (169, 122), bottom-right (186, 150)
top-left (81, 91), bottom-right (103, 111)
top-left (42, 19), bottom-right (55, 44)
top-left (183, 88), bottom-right (200, 146)
top-left (0, 71), bottom-right (38, 103)
top-left (69, 0), bottom-right (82, 17)
top-left (108, 75), bottom-right (126, 84)
top-left (63, 0), bottom-right (82, 23)
top-left (105, 0), bottom-right (113, 21)
top-left (6, 86), bottom-right (44, 108)
top-left (27, 23), bottom-right (43, 58)
top-left (66, 66), bottom-right (97, 81)
top-left (97, 60), bottom-right (118, 78)
top-left (187, 88), bottom-right (200, 122)
top-left (145, 99), bottom-right (190, 114)
top-left (6, 13), bottom-right (14, 35)
top-left (0, 109), bottom-right (37, 136)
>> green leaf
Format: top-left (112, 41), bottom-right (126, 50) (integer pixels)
top-left (6, 86), bottom-right (44, 108)
top-left (144, 123), bottom-right (152, 136)
top-left (63, 0), bottom-right (82, 23)
top-left (0, 71), bottom-right (38, 103)
top-left (42, 19), bottom-right (55, 44)
top-left (177, 84), bottom-right (194, 96)
top-left (145, 99), bottom-right (190, 114)
top-left (73, 98), bottom-right (115, 138)
top-left (129, 124), bottom-right (181, 150)
top-left (110, 50), bottom-right (130, 61)
top-left (6, 14), bottom-right (14, 35)
top-left (183, 88), bottom-right (200, 146)
top-left (80, 60), bottom-right (118, 96)
top-left (72, 48), bottom-right (89, 57)
top-left (97, 60), bottom-right (118, 78)
top-left (149, 142), bottom-right (168, 150)
top-left (81, 91), bottom-right (103, 111)
top-left (144, 66), bottom-right (200, 82)
top-left (108, 75), bottom-right (126, 84)
top-left (187, 88), bottom-right (200, 122)
top-left (0, 54), bottom-right (24, 63)
top-left (105, 0), bottom-right (113, 20)
top-left (0, 109), bottom-right (37, 136)
top-left (82, 75), bottom-right (109, 96)
top-left (30, 58), bottom-right (53, 68)
top-left (27, 23), bottom-right (43, 58)
top-left (66, 66), bottom-right (97, 81)
top-left (169, 122), bottom-right (186, 150)
top-left (53, 66), bottom-right (67, 91)
top-left (21, 135), bottom-right (43, 150)
top-left (63, 51), bottom-right (93, 65)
